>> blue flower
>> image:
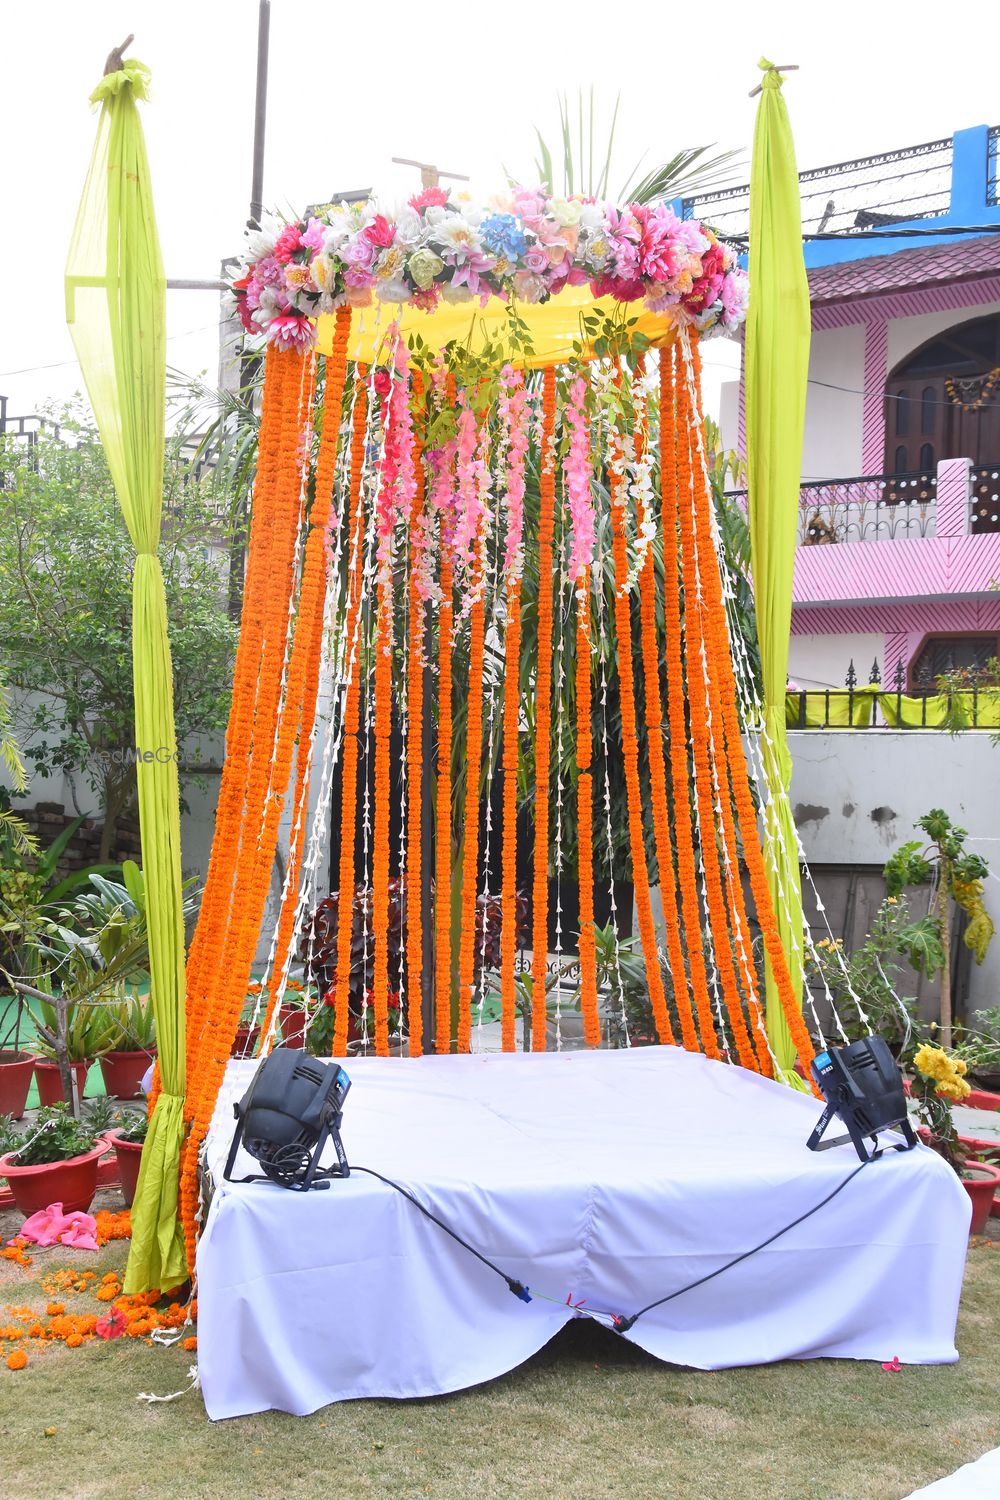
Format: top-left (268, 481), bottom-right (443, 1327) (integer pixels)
top-left (479, 213), bottom-right (528, 261)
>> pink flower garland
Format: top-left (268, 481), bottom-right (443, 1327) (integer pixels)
top-left (563, 375), bottom-right (595, 586)
top-left (450, 394), bottom-right (483, 586)
top-left (498, 365), bottom-right (529, 579)
top-left (374, 341), bottom-right (417, 576)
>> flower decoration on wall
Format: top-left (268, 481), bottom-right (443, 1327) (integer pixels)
top-left (230, 190), bottom-right (747, 350)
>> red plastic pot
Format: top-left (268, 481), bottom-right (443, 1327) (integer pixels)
top-left (0, 1052), bottom-right (39, 1120)
top-left (279, 1006), bottom-right (306, 1050)
top-left (0, 1135), bottom-right (109, 1218)
top-left (963, 1160), bottom-right (1000, 1236)
top-left (99, 1049), bottom-right (155, 1100)
top-left (106, 1129), bottom-right (144, 1208)
top-left (34, 1059), bottom-right (91, 1108)
top-left (231, 1027), bottom-right (260, 1059)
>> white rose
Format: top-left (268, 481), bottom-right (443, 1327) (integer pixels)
top-left (548, 197), bottom-right (583, 227)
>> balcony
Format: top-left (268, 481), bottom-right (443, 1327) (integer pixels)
top-left (785, 659), bottom-right (1000, 731)
top-left (796, 470), bottom-right (938, 545)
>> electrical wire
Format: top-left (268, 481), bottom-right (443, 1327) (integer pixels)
top-left (609, 1161), bottom-right (869, 1333)
top-left (348, 1157), bottom-right (871, 1334)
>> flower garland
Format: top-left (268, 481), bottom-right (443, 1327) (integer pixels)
top-left (674, 353), bottom-right (758, 1072)
top-left (657, 344), bottom-right (720, 1057)
top-left (372, 566), bottom-right (394, 1056)
top-left (637, 351), bottom-right (698, 1053)
top-left (945, 367), bottom-right (1000, 412)
top-left (678, 333), bottom-right (816, 1079)
top-left (608, 367), bottom-right (675, 1047)
top-left (332, 371), bottom-right (370, 1054)
top-left (261, 307), bottom-right (352, 1047)
top-left (500, 572), bottom-right (522, 1053)
top-left (435, 388), bottom-right (457, 1052)
top-left (457, 485), bottom-right (488, 1053)
top-left (575, 568), bottom-right (600, 1047)
top-left (182, 343), bottom-right (291, 1075)
top-left (405, 374), bottom-right (427, 1057)
top-left (230, 193), bottom-right (748, 348)
top-left (181, 348), bottom-right (312, 1264)
top-left (531, 367), bottom-right (558, 1051)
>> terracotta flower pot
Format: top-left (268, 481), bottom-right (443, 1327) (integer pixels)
top-left (99, 1049), bottom-right (155, 1100)
top-left (279, 1006), bottom-right (306, 1050)
top-left (34, 1059), bottom-right (91, 1108)
top-left (0, 1135), bottom-right (108, 1218)
top-left (106, 1129), bottom-right (144, 1208)
top-left (962, 1159), bottom-right (1000, 1236)
top-left (231, 1027), bottom-right (260, 1059)
top-left (0, 1052), bottom-right (39, 1120)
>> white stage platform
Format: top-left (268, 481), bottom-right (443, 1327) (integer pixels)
top-left (197, 1046), bottom-right (970, 1420)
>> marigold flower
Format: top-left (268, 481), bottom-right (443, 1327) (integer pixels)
top-left (66, 1334), bottom-right (84, 1349)
top-left (182, 1336), bottom-right (198, 1352)
top-left (46, 1303), bottom-right (64, 1317)
top-left (6, 1350), bottom-right (27, 1370)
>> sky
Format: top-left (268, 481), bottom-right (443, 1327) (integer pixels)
top-left (2, 0), bottom-right (998, 427)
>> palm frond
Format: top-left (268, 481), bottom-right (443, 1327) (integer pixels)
top-left (623, 145), bottom-right (744, 207)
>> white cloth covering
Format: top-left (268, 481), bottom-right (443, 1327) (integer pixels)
top-left (197, 1046), bottom-right (969, 1419)
top-left (906, 1447), bottom-right (1000, 1497)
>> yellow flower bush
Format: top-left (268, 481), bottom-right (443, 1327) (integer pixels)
top-left (914, 1044), bottom-right (971, 1101)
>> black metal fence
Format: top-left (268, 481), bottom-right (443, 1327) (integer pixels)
top-left (786, 659), bottom-right (1000, 730)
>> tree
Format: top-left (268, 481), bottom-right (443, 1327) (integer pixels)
top-left (0, 407), bottom-right (239, 859)
top-left (884, 809), bottom-right (994, 1047)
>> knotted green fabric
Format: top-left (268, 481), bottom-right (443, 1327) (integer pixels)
top-left (745, 60), bottom-right (810, 1078)
top-left (65, 59), bottom-right (187, 1290)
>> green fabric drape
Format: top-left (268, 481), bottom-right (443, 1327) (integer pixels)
top-left (745, 60), bottom-right (811, 1078)
top-left (65, 60), bottom-right (187, 1291)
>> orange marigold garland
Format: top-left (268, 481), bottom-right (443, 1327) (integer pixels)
top-left (371, 566), bottom-right (393, 1057)
top-left (657, 344), bottom-right (720, 1059)
top-left (636, 365), bottom-right (698, 1053)
top-left (681, 334), bottom-right (813, 1075)
top-left (608, 371), bottom-right (675, 1047)
top-left (457, 492), bottom-right (488, 1053)
top-left (332, 371), bottom-right (370, 1055)
top-left (674, 352), bottom-right (758, 1072)
top-left (531, 366), bottom-right (558, 1051)
top-left (435, 532), bottom-right (455, 1052)
top-left (262, 307), bottom-right (352, 1047)
top-left (405, 376), bottom-right (427, 1057)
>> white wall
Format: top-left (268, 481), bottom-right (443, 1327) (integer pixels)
top-left (886, 298), bottom-right (1000, 375)
top-left (788, 633), bottom-right (885, 692)
top-left (789, 730), bottom-right (1000, 1012)
top-left (801, 323), bottom-right (865, 480)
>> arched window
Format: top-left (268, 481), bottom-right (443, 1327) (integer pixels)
top-left (921, 386), bottom-right (936, 434)
top-left (894, 445), bottom-right (908, 474)
top-left (919, 443), bottom-right (934, 471)
top-left (895, 391), bottom-right (909, 435)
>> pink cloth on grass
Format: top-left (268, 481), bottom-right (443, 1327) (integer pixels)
top-left (18, 1202), bottom-right (100, 1252)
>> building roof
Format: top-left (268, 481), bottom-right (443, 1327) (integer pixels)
top-left (807, 234), bottom-right (1000, 305)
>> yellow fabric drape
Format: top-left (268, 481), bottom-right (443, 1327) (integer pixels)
top-left (744, 61), bottom-right (811, 1079)
top-left (316, 285), bottom-right (676, 370)
top-left (65, 59), bottom-right (187, 1291)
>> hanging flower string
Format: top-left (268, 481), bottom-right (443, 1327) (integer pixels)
top-left (262, 306), bottom-right (353, 1047)
top-left (457, 452), bottom-right (489, 1052)
top-left (499, 372), bottom-right (529, 1050)
top-left (405, 374), bottom-right (427, 1057)
top-left (679, 332), bottom-right (816, 1080)
top-left (332, 372), bottom-right (371, 1053)
top-left (434, 378), bottom-right (458, 1053)
top-left (607, 366), bottom-right (675, 1047)
top-left (530, 367), bottom-right (558, 1051)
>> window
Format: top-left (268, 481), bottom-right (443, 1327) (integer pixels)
top-left (895, 390), bottom-right (909, 435)
top-left (894, 445), bottom-right (908, 474)
top-left (909, 634), bottom-right (1000, 692)
top-left (919, 443), bottom-right (934, 471)
top-left (921, 386), bottom-right (936, 434)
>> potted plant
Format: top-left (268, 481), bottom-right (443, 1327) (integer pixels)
top-left (31, 995), bottom-right (120, 1107)
top-left (0, 995), bottom-right (39, 1120)
top-left (0, 1102), bottom-right (107, 1217)
top-left (99, 987), bottom-right (156, 1099)
top-left (957, 1007), bottom-right (1000, 1096)
top-left (910, 1042), bottom-right (1000, 1235)
top-left (105, 1108), bottom-right (147, 1208)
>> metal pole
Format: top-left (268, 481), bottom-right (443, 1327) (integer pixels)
top-left (248, 0), bottom-right (271, 230)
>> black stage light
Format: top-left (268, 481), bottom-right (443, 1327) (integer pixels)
top-left (224, 1047), bottom-right (351, 1190)
top-left (807, 1035), bottom-right (917, 1163)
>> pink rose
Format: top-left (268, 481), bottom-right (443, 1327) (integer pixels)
top-left (363, 214), bottom-right (396, 249)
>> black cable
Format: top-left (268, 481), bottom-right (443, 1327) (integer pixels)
top-left (610, 1161), bottom-right (869, 1335)
top-left (351, 1164), bottom-right (532, 1303)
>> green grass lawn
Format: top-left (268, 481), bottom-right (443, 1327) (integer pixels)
top-left (2, 1210), bottom-right (999, 1500)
